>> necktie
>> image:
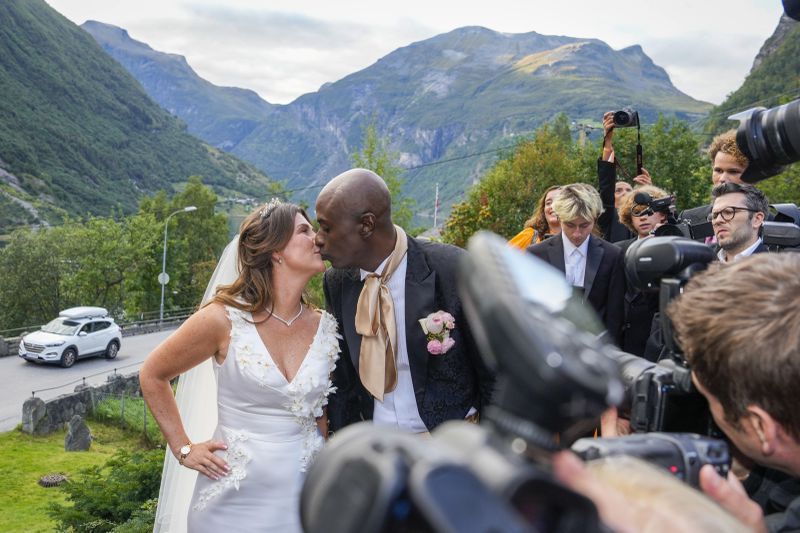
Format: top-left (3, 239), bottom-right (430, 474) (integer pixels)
top-left (354, 226), bottom-right (408, 401)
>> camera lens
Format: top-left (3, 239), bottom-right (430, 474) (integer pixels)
top-left (613, 110), bottom-right (631, 126)
top-left (737, 99), bottom-right (800, 183)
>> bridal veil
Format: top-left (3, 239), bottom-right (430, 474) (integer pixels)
top-left (153, 236), bottom-right (240, 533)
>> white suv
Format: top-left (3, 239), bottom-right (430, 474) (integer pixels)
top-left (19, 307), bottom-right (122, 368)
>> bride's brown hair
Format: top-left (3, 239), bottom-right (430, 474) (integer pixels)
top-left (209, 200), bottom-right (310, 316)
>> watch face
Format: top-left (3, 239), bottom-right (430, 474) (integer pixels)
top-left (180, 444), bottom-right (191, 455)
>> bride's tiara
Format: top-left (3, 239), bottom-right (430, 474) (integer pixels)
top-left (259, 198), bottom-right (282, 219)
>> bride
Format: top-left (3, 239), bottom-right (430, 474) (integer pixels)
top-left (140, 199), bottom-right (340, 532)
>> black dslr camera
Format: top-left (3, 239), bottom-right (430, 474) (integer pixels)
top-left (301, 233), bottom-right (730, 533)
top-left (611, 107), bottom-right (644, 175)
top-left (612, 107), bottom-right (639, 128)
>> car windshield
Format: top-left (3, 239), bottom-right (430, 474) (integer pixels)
top-left (41, 318), bottom-right (81, 335)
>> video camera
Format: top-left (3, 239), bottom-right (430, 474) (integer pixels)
top-left (301, 233), bottom-right (731, 533)
top-left (630, 191), bottom-right (720, 241)
top-left (620, 236), bottom-right (717, 435)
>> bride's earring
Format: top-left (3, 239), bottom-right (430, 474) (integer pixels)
top-left (276, 256), bottom-right (283, 265)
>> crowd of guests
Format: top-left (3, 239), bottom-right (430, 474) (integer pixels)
top-left (509, 116), bottom-right (777, 361)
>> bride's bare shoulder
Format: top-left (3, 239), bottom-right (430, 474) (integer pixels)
top-left (189, 301), bottom-right (234, 329)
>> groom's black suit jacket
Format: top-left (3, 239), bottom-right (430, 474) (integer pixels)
top-left (323, 236), bottom-right (495, 432)
top-left (527, 234), bottom-right (625, 346)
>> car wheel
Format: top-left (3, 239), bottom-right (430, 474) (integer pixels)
top-left (61, 348), bottom-right (77, 368)
top-left (105, 341), bottom-right (119, 360)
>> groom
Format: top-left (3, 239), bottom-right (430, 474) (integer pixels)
top-left (315, 168), bottom-right (494, 433)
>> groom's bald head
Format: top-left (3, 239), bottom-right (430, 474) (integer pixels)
top-left (315, 168), bottom-right (396, 270)
top-left (317, 169), bottom-right (392, 225)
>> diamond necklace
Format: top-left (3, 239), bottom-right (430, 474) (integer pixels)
top-left (270, 303), bottom-right (304, 326)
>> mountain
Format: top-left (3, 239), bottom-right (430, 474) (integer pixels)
top-left (0, 0), bottom-right (276, 234)
top-left (81, 21), bottom-right (275, 151)
top-left (84, 23), bottom-right (711, 217)
top-left (704, 14), bottom-right (800, 135)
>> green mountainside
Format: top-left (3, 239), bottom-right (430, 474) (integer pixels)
top-left (0, 0), bottom-right (275, 233)
top-left (704, 15), bottom-right (800, 135)
top-left (84, 23), bottom-right (711, 218)
top-left (702, 15), bottom-right (800, 204)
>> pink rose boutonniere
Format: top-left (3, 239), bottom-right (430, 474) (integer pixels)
top-left (419, 310), bottom-right (456, 355)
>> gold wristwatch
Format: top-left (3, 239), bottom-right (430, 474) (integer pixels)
top-left (179, 442), bottom-right (192, 465)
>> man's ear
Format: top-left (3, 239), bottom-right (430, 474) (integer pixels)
top-left (752, 211), bottom-right (765, 230)
top-left (359, 212), bottom-right (376, 237)
top-left (745, 405), bottom-right (778, 456)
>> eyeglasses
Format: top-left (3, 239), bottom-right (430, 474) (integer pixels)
top-left (706, 206), bottom-right (758, 223)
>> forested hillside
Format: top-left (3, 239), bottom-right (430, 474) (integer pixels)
top-left (0, 0), bottom-right (277, 234)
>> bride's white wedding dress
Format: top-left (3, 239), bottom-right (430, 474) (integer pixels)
top-left (186, 305), bottom-right (340, 532)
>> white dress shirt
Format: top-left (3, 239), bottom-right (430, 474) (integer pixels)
top-left (717, 238), bottom-right (762, 263)
top-left (562, 233), bottom-right (590, 288)
top-left (360, 254), bottom-right (428, 433)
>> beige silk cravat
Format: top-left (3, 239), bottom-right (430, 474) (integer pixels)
top-left (355, 225), bottom-right (408, 401)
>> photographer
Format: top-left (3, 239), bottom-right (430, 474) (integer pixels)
top-left (597, 111), bottom-right (653, 243)
top-left (668, 253), bottom-right (800, 532)
top-left (615, 185), bottom-right (672, 358)
top-left (709, 182), bottom-right (769, 262)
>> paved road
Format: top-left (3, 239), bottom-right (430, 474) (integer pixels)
top-left (0, 329), bottom-right (175, 432)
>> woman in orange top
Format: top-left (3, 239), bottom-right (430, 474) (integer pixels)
top-left (508, 185), bottom-right (561, 249)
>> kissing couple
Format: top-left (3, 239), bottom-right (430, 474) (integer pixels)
top-left (142, 168), bottom-right (494, 533)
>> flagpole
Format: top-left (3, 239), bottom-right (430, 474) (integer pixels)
top-left (433, 183), bottom-right (439, 230)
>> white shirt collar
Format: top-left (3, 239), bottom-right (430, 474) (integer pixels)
top-left (562, 232), bottom-right (590, 257)
top-left (717, 237), bottom-right (762, 263)
top-left (360, 254), bottom-right (391, 281)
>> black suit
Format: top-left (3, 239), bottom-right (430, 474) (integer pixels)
top-left (323, 237), bottom-right (495, 432)
top-left (527, 234), bottom-right (625, 345)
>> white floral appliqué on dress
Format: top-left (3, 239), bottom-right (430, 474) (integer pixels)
top-left (187, 307), bottom-right (340, 533)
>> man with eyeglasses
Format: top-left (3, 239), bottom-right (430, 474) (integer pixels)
top-left (708, 182), bottom-right (769, 263)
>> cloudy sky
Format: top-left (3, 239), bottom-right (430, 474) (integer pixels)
top-left (46, 0), bottom-right (785, 105)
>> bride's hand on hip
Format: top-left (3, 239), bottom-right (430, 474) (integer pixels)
top-left (181, 440), bottom-right (231, 480)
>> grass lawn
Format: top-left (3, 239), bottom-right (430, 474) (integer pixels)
top-left (0, 422), bottom-right (157, 532)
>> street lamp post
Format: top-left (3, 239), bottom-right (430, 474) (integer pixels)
top-left (159, 206), bottom-right (197, 324)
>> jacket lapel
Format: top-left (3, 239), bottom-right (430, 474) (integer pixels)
top-left (584, 236), bottom-right (604, 298)
top-left (404, 238), bottom-right (435, 402)
top-left (547, 234), bottom-right (566, 273)
top-left (341, 270), bottom-right (364, 371)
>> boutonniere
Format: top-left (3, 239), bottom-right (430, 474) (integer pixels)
top-left (419, 310), bottom-right (456, 355)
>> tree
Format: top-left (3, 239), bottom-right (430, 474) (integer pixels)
top-left (442, 123), bottom-right (585, 247)
top-left (0, 228), bottom-right (64, 328)
top-left (607, 115), bottom-right (708, 210)
top-left (352, 121), bottom-right (416, 231)
top-left (134, 177), bottom-right (229, 315)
